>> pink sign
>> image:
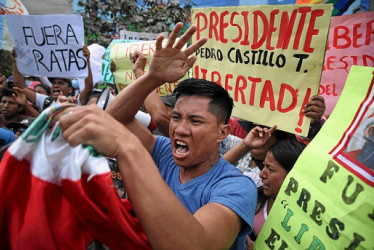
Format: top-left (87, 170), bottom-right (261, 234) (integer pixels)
top-left (320, 11), bottom-right (374, 115)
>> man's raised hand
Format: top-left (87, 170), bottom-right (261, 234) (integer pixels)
top-left (148, 22), bottom-right (207, 83)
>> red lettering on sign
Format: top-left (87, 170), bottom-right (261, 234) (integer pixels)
top-left (260, 80), bottom-right (276, 111)
top-left (252, 10), bottom-right (268, 50)
top-left (304, 9), bottom-right (324, 53)
top-left (220, 11), bottom-right (229, 44)
top-left (195, 7), bottom-right (323, 53)
top-left (240, 11), bottom-right (250, 46)
top-left (194, 66), bottom-right (303, 115)
top-left (293, 7), bottom-right (311, 51)
top-left (278, 83), bottom-right (298, 113)
top-left (276, 10), bottom-right (298, 50)
top-left (234, 75), bottom-right (247, 103)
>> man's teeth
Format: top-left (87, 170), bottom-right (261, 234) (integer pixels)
top-left (176, 140), bottom-right (187, 146)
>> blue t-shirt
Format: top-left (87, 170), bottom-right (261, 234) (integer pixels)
top-left (152, 136), bottom-right (257, 250)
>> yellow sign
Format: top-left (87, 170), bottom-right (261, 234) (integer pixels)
top-left (256, 65), bottom-right (374, 249)
top-left (191, 5), bottom-right (333, 136)
top-left (110, 40), bottom-right (190, 96)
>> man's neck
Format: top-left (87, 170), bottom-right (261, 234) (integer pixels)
top-left (4, 113), bottom-right (21, 123)
top-left (179, 154), bottom-right (220, 184)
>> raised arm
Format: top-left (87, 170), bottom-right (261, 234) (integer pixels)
top-left (130, 51), bottom-right (171, 137)
top-left (106, 22), bottom-right (207, 124)
top-left (78, 45), bottom-right (93, 105)
top-left (11, 49), bottom-right (37, 104)
top-left (303, 95), bottom-right (326, 139)
top-left (106, 23), bottom-right (207, 151)
top-left (59, 104), bottom-right (245, 249)
top-left (223, 125), bottom-right (277, 165)
top-left (12, 87), bottom-right (40, 117)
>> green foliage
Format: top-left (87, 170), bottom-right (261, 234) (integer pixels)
top-left (0, 50), bottom-right (13, 77)
top-left (77, 0), bottom-right (194, 46)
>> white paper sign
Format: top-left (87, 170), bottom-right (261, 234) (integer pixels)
top-left (119, 29), bottom-right (168, 41)
top-left (6, 14), bottom-right (87, 78)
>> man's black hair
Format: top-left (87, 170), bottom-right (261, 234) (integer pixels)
top-left (1, 88), bottom-right (16, 101)
top-left (173, 78), bottom-right (234, 124)
top-left (48, 77), bottom-right (72, 87)
top-left (268, 140), bottom-right (306, 173)
top-left (34, 83), bottom-right (51, 96)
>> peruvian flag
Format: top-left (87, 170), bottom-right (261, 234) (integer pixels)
top-left (0, 105), bottom-right (150, 249)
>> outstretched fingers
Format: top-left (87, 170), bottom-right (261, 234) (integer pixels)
top-left (165, 22), bottom-right (184, 48)
top-left (184, 37), bottom-right (208, 57)
top-left (173, 24), bottom-right (196, 50)
top-left (155, 34), bottom-right (165, 50)
top-left (268, 125), bottom-right (277, 135)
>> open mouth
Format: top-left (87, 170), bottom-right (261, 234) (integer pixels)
top-left (174, 140), bottom-right (190, 159)
top-left (52, 89), bottom-right (61, 97)
top-left (175, 140), bottom-right (189, 153)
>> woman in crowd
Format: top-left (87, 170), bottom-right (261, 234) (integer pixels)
top-left (246, 139), bottom-right (306, 249)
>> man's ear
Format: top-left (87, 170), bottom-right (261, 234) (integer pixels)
top-left (217, 123), bottom-right (231, 143)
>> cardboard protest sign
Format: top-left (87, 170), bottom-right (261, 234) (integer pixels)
top-left (110, 39), bottom-right (190, 95)
top-left (320, 11), bottom-right (374, 116)
top-left (119, 29), bottom-right (168, 41)
top-left (77, 43), bottom-right (106, 92)
top-left (191, 5), bottom-right (332, 136)
top-left (6, 14), bottom-right (87, 78)
top-left (102, 39), bottom-right (135, 85)
top-left (0, 0), bottom-right (28, 51)
top-left (256, 65), bottom-right (374, 249)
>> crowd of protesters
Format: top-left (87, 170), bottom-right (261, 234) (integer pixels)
top-left (0, 22), bottom-right (329, 249)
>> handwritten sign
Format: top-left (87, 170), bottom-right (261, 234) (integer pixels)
top-left (119, 29), bottom-right (168, 41)
top-left (110, 39), bottom-right (189, 95)
top-left (320, 11), bottom-right (374, 116)
top-left (6, 14), bottom-right (87, 78)
top-left (102, 39), bottom-right (135, 85)
top-left (256, 65), bottom-right (374, 249)
top-left (191, 5), bottom-right (332, 136)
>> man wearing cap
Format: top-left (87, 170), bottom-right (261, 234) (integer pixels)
top-left (11, 46), bottom-right (93, 110)
top-left (6, 117), bottom-right (35, 137)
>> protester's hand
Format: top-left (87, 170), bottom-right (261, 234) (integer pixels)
top-left (303, 95), bottom-right (325, 125)
top-left (56, 92), bottom-right (66, 104)
top-left (69, 95), bottom-right (78, 104)
top-left (11, 48), bottom-right (17, 62)
top-left (58, 105), bottom-right (134, 158)
top-left (0, 74), bottom-right (6, 91)
top-left (147, 22), bottom-right (207, 83)
top-left (110, 60), bottom-right (116, 73)
top-left (56, 92), bottom-right (78, 104)
top-left (83, 45), bottom-right (90, 60)
top-left (245, 235), bottom-right (254, 250)
top-left (130, 51), bottom-right (147, 79)
top-left (243, 125), bottom-right (277, 150)
top-left (12, 87), bottom-right (27, 106)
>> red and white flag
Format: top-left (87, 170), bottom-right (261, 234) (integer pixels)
top-left (0, 104), bottom-right (151, 249)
